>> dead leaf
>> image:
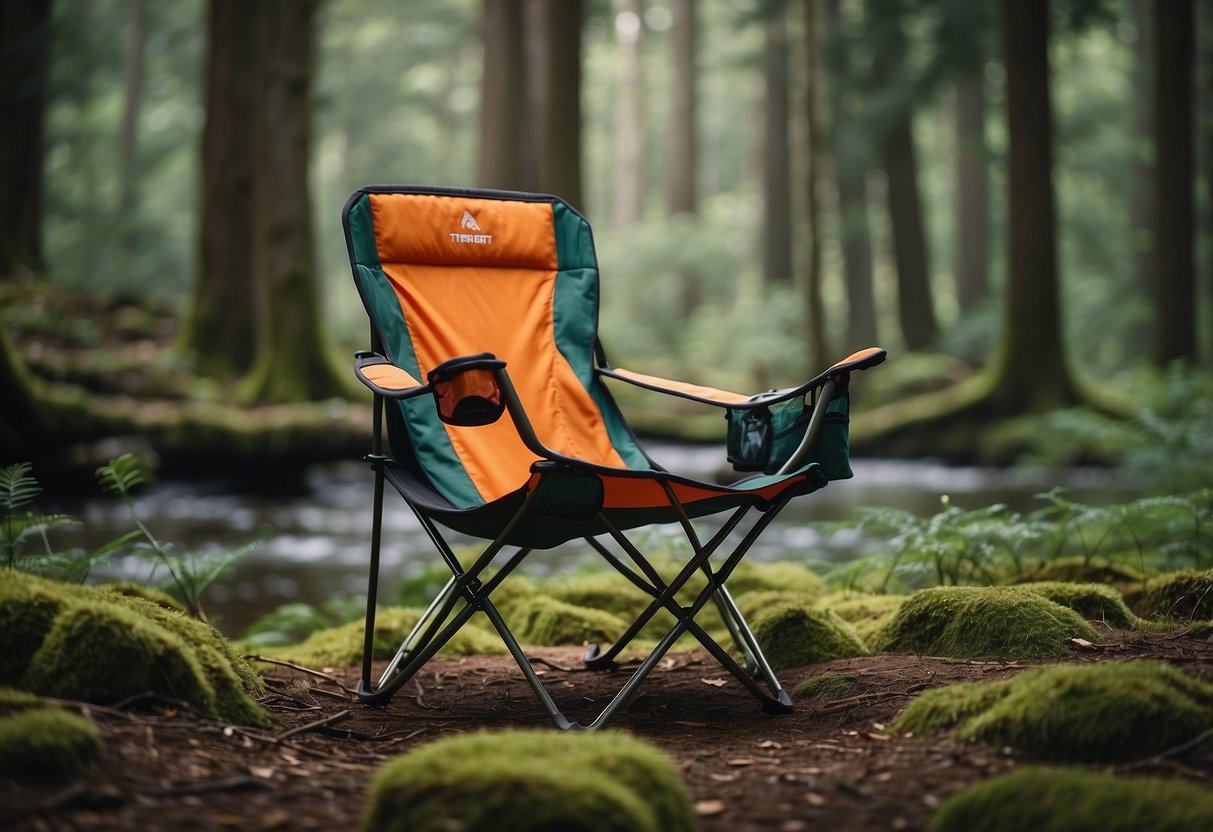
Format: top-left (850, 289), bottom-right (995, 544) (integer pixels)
top-left (1070, 637), bottom-right (1102, 651)
top-left (694, 800), bottom-right (727, 817)
top-left (758, 740), bottom-right (783, 749)
top-left (867, 732), bottom-right (891, 742)
top-left (709, 773), bottom-right (739, 783)
top-left (249, 766), bottom-right (276, 779)
top-left (727, 757), bottom-right (757, 767)
top-left (805, 792), bottom-right (827, 807)
top-left (701, 678), bottom-right (728, 688)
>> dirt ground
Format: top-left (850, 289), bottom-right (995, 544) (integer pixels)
top-left (4, 628), bottom-right (1213, 832)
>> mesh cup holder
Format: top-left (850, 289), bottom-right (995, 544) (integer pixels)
top-left (428, 359), bottom-right (506, 427)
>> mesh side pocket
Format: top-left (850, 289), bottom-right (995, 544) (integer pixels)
top-left (765, 392), bottom-right (853, 479)
top-left (726, 406), bottom-right (773, 472)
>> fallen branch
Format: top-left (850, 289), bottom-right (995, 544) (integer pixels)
top-left (1119, 726), bottom-right (1213, 771)
top-left (245, 654), bottom-right (358, 694)
top-left (273, 709), bottom-right (351, 743)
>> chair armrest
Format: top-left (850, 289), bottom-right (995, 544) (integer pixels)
top-left (355, 351), bottom-right (509, 427)
top-left (354, 352), bottom-right (430, 399)
top-left (598, 346), bottom-right (887, 410)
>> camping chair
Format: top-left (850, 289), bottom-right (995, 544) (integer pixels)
top-left (344, 185), bottom-right (885, 730)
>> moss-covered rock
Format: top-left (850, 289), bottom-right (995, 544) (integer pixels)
top-left (96, 580), bottom-right (187, 613)
top-left (727, 560), bottom-right (826, 598)
top-left (1018, 581), bottom-right (1139, 628)
top-left (0, 686), bottom-right (43, 713)
top-left (793, 672), bottom-right (857, 702)
top-left (2, 571), bottom-right (269, 726)
top-left (1124, 569), bottom-right (1213, 621)
top-left (893, 661), bottom-right (1213, 761)
top-left (751, 603), bottom-right (867, 671)
top-left (874, 586), bottom-right (1099, 659)
top-left (0, 704), bottom-right (104, 779)
top-left (363, 729), bottom-right (696, 832)
top-left (543, 572), bottom-right (652, 621)
top-left (928, 767), bottom-right (1213, 832)
top-left (815, 592), bottom-right (907, 646)
top-left (269, 606), bottom-right (505, 668)
top-left (509, 596), bottom-right (628, 647)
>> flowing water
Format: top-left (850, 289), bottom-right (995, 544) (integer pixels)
top-left (54, 444), bottom-right (1130, 637)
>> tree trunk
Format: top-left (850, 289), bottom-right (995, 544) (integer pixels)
top-left (0, 0), bottom-right (53, 280)
top-left (477, 0), bottom-right (529, 191)
top-left (534, 0), bottom-right (584, 211)
top-left (665, 0), bottom-right (696, 216)
top-left (993, 0), bottom-right (1074, 409)
top-left (953, 75), bottom-right (990, 312)
top-left (115, 0), bottom-right (146, 220)
top-left (802, 0), bottom-right (827, 369)
top-left (1127, 0), bottom-right (1153, 349)
top-left (240, 0), bottom-right (345, 404)
top-left (881, 115), bottom-right (937, 350)
top-left (179, 0), bottom-right (259, 381)
top-left (611, 0), bottom-right (645, 229)
top-left (762, 9), bottom-right (793, 283)
top-left (1151, 0), bottom-right (1196, 366)
top-left (826, 0), bottom-right (877, 347)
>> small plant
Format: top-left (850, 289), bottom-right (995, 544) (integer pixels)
top-left (0, 462), bottom-right (138, 582)
top-left (96, 453), bottom-right (263, 623)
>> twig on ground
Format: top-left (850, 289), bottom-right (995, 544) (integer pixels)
top-left (1119, 727), bottom-right (1213, 771)
top-left (245, 654), bottom-right (358, 694)
top-left (274, 709), bottom-right (351, 743)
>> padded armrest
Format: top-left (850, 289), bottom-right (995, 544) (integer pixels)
top-left (599, 346), bottom-right (887, 410)
top-left (355, 352), bottom-right (428, 398)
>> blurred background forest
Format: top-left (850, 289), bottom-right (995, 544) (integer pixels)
top-left (2, 0), bottom-right (1212, 483)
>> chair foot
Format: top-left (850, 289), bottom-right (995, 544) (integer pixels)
top-left (583, 643), bottom-right (619, 671)
top-left (761, 689), bottom-right (794, 715)
top-left (552, 714), bottom-right (585, 731)
top-left (356, 678), bottom-right (393, 706)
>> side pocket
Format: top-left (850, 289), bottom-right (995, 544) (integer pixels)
top-left (726, 406), bottom-right (773, 472)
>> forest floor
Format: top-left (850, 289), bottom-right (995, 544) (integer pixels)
top-left (5, 628), bottom-right (1213, 832)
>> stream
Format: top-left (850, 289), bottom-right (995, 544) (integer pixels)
top-left (54, 444), bottom-right (1131, 637)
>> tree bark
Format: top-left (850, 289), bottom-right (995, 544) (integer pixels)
top-left (477, 0), bottom-right (529, 191)
top-left (115, 0), bottom-right (146, 219)
top-left (762, 9), bottom-right (793, 284)
top-left (534, 0), bottom-right (584, 211)
top-left (826, 0), bottom-right (877, 347)
top-left (953, 75), bottom-right (990, 312)
top-left (1128, 0), bottom-right (1153, 344)
top-left (179, 0), bottom-right (259, 380)
top-left (240, 0), bottom-right (345, 404)
top-left (802, 0), bottom-right (827, 369)
top-left (611, 0), bottom-right (645, 229)
top-left (994, 0), bottom-right (1074, 409)
top-left (665, 0), bottom-right (696, 216)
top-left (0, 0), bottom-right (53, 280)
top-left (1151, 0), bottom-right (1196, 366)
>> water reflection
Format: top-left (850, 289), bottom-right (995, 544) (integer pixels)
top-left (59, 445), bottom-right (1128, 637)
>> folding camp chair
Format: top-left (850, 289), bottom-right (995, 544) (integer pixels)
top-left (344, 185), bottom-right (885, 730)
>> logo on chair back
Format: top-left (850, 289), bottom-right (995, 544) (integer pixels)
top-left (449, 210), bottom-right (493, 245)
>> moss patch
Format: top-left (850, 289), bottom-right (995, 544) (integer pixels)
top-left (509, 596), bottom-right (628, 647)
top-left (751, 603), bottom-right (867, 671)
top-left (1124, 569), bottom-right (1213, 621)
top-left (0, 705), bottom-right (103, 779)
top-left (1018, 581), bottom-right (1139, 628)
top-left (544, 572), bottom-right (651, 621)
top-left (793, 672), bottom-right (858, 702)
top-left (928, 767), bottom-right (1213, 832)
top-left (1013, 556), bottom-right (1144, 586)
top-left (96, 581), bottom-right (187, 613)
top-left (874, 586), bottom-right (1099, 660)
top-left (816, 592), bottom-right (907, 646)
top-left (268, 607), bottom-right (505, 668)
top-left (893, 661), bottom-right (1213, 761)
top-left (1, 571), bottom-right (269, 726)
top-left (364, 729), bottom-right (696, 832)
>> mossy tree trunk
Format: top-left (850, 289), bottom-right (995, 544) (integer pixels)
top-left (239, 0), bottom-right (345, 404)
top-left (761, 8), bottom-right (793, 284)
top-left (1150, 0), bottom-right (1196, 367)
top-left (0, 0), bottom-right (52, 281)
top-left (534, 0), bottom-right (585, 211)
top-left (665, 0), bottom-right (697, 218)
top-left (954, 75), bottom-right (990, 313)
top-left (991, 0), bottom-right (1078, 413)
top-left (477, 0), bottom-right (530, 191)
top-left (178, 0), bottom-right (258, 381)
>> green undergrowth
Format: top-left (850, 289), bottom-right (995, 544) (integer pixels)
top-left (928, 766), bottom-right (1213, 832)
top-left (875, 586), bottom-right (1099, 659)
top-left (1011, 556), bottom-right (1144, 586)
top-left (1123, 569), bottom-right (1213, 621)
top-left (0, 571), bottom-right (269, 726)
top-left (892, 660), bottom-right (1213, 761)
top-left (364, 729), bottom-right (696, 832)
top-left (793, 672), bottom-right (858, 701)
top-left (96, 580), bottom-right (188, 613)
top-left (0, 694), bottom-right (104, 779)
